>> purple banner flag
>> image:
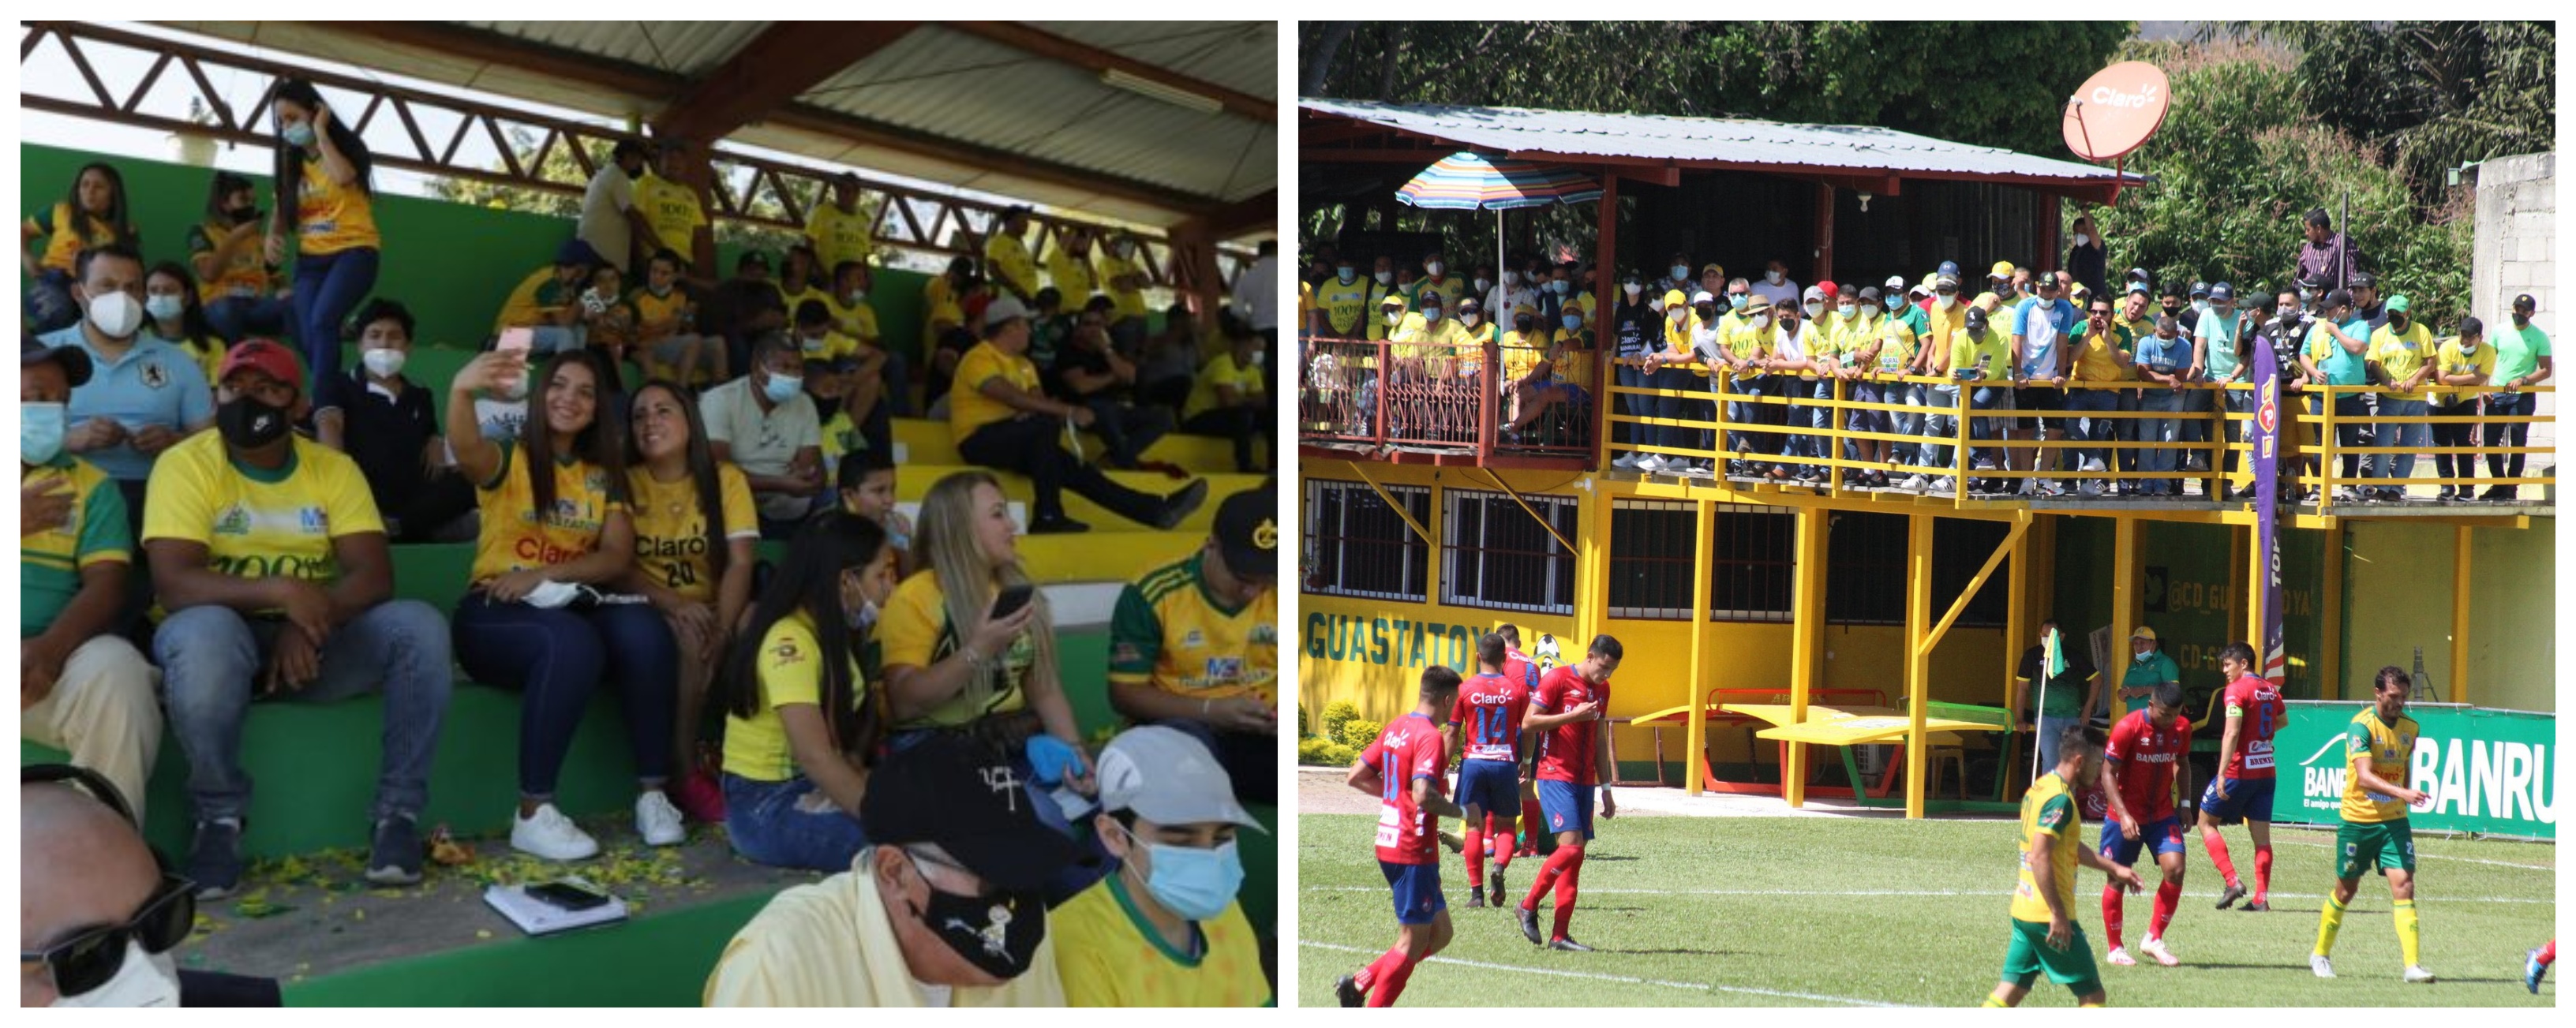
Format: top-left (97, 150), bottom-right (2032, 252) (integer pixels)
top-left (2251, 328), bottom-right (2287, 690)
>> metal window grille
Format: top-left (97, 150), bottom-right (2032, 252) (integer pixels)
top-left (1438, 488), bottom-right (1578, 615)
top-left (1606, 499), bottom-right (1694, 619)
top-left (1301, 479), bottom-right (1430, 602)
top-left (1708, 503), bottom-right (1795, 622)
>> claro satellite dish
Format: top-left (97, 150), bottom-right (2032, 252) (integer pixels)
top-left (2063, 61), bottom-right (2170, 203)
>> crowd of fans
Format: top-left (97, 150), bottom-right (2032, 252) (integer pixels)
top-left (1298, 209), bottom-right (2552, 503)
top-left (21, 93), bottom-right (1280, 1007)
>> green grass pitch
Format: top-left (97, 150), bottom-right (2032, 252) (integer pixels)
top-left (1297, 813), bottom-right (2555, 1007)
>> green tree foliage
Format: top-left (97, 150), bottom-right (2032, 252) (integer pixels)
top-left (2077, 41), bottom-right (2474, 327)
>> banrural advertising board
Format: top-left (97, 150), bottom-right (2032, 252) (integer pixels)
top-left (2276, 701), bottom-right (2555, 839)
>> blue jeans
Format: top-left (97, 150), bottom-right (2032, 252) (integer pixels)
top-left (2062, 388), bottom-right (2118, 469)
top-left (451, 593), bottom-right (677, 798)
top-left (1726, 376), bottom-right (1775, 471)
top-left (2137, 388), bottom-right (2185, 494)
top-left (722, 772), bottom-right (868, 872)
top-left (529, 325), bottom-right (586, 355)
top-left (2484, 391), bottom-right (2535, 480)
top-left (2372, 398), bottom-right (2428, 483)
top-left (879, 346), bottom-right (917, 417)
top-left (2035, 712), bottom-right (2082, 774)
top-left (292, 248), bottom-right (380, 415)
top-left (2313, 393), bottom-right (2371, 484)
top-left (1616, 364), bottom-right (1654, 459)
top-left (1921, 383), bottom-right (1960, 472)
top-left (1890, 382), bottom-right (1926, 467)
top-left (205, 295), bottom-right (293, 342)
top-left (156, 600), bottom-right (453, 824)
top-left (24, 268), bottom-right (78, 335)
top-left (2115, 389), bottom-right (2142, 474)
top-left (1653, 366), bottom-right (1698, 454)
top-left (1967, 385), bottom-right (2008, 472)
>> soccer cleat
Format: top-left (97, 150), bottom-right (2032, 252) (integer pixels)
top-left (1335, 974), bottom-right (1364, 1007)
top-left (1466, 890), bottom-right (1488, 909)
top-left (1548, 936), bottom-right (1596, 952)
top-left (2240, 899), bottom-right (2270, 912)
top-left (2403, 965), bottom-right (2437, 984)
top-left (2106, 946), bottom-right (2136, 966)
top-left (2527, 948), bottom-right (2549, 993)
top-left (2140, 936), bottom-right (2179, 966)
top-left (1437, 830), bottom-right (1465, 854)
top-left (1488, 869), bottom-right (1507, 910)
top-left (2215, 881), bottom-right (2247, 909)
top-left (1518, 905), bottom-right (1544, 945)
top-left (2311, 954), bottom-right (2337, 978)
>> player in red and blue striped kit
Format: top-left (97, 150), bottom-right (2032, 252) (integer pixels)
top-left (1337, 666), bottom-right (1465, 1007)
top-left (1517, 634), bottom-right (1622, 951)
top-left (2199, 642), bottom-right (2287, 911)
top-left (2099, 680), bottom-right (2193, 966)
top-left (1447, 632), bottom-right (1533, 908)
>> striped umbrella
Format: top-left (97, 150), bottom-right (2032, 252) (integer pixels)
top-left (1397, 153), bottom-right (1602, 312)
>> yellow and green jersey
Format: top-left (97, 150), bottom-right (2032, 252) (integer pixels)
top-left (627, 463), bottom-right (756, 604)
top-left (1047, 247), bottom-right (1099, 301)
top-left (803, 201), bottom-right (875, 273)
top-left (634, 172), bottom-right (706, 256)
top-left (1098, 250), bottom-right (1149, 320)
top-left (21, 455), bottom-right (129, 637)
top-left (1109, 553), bottom-right (1278, 705)
top-left (2368, 321), bottom-right (2436, 402)
top-left (1313, 276), bottom-right (1372, 336)
top-left (985, 234), bottom-right (1040, 299)
top-left (878, 570), bottom-right (1033, 729)
top-left (495, 267), bottom-right (574, 331)
top-left (2342, 707), bottom-right (2421, 824)
top-left (292, 155), bottom-right (379, 256)
top-left (2431, 337), bottom-right (2495, 406)
top-left (1051, 876), bottom-right (1271, 1007)
top-left (722, 610), bottom-right (867, 783)
top-left (469, 442), bottom-right (624, 585)
top-left (140, 432), bottom-right (382, 594)
top-left (25, 201), bottom-right (128, 274)
top-left (2009, 771), bottom-right (2080, 924)
top-left (1869, 318), bottom-right (1919, 375)
top-left (186, 217), bottom-right (271, 301)
top-left (1951, 329), bottom-right (2012, 380)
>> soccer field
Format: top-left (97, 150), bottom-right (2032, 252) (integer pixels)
top-left (1297, 813), bottom-right (2557, 1007)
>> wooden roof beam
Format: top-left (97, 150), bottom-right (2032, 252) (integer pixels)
top-left (940, 21), bottom-right (1272, 123)
top-left (654, 21), bottom-right (921, 144)
top-left (1202, 189), bottom-right (1278, 237)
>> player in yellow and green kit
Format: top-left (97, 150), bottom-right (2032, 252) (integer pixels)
top-left (2312, 666), bottom-right (2437, 983)
top-left (1986, 725), bottom-right (2144, 1007)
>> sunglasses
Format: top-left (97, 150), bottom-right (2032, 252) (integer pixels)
top-left (21, 874), bottom-right (195, 997)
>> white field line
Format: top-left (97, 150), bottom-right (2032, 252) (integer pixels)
top-left (2264, 837), bottom-right (2555, 870)
top-left (1305, 885), bottom-right (2553, 903)
top-left (1297, 940), bottom-right (1905, 1007)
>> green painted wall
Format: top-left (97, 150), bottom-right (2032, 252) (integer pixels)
top-left (21, 143), bottom-right (934, 365)
top-left (2344, 518), bottom-right (2555, 712)
top-left (2050, 518), bottom-right (2328, 702)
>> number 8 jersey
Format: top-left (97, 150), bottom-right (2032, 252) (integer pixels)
top-left (2218, 672), bottom-right (2286, 780)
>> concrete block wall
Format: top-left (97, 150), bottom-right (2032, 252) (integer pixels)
top-left (2470, 151), bottom-right (2555, 458)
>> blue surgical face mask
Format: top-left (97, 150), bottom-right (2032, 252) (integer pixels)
top-left (22, 402), bottom-right (66, 465)
top-left (283, 121), bottom-right (316, 148)
top-left (1728, 293), bottom-right (1748, 311)
top-left (1885, 295), bottom-right (1905, 311)
top-left (1670, 264), bottom-right (1690, 282)
top-left (1560, 314), bottom-right (1582, 331)
top-left (144, 295), bottom-right (185, 322)
top-left (762, 370), bottom-right (803, 404)
top-left (1133, 834), bottom-right (1243, 922)
top-left (1550, 280), bottom-right (1570, 296)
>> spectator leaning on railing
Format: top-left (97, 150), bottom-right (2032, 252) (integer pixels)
top-left (2483, 293), bottom-right (2552, 501)
top-left (2361, 295), bottom-right (2437, 502)
top-left (2428, 316), bottom-right (2494, 501)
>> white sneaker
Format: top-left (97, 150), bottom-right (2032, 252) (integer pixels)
top-left (2017, 477), bottom-right (2040, 495)
top-left (2402, 964), bottom-right (2437, 984)
top-left (511, 802), bottom-right (600, 861)
top-left (1612, 453), bottom-right (1640, 469)
top-left (636, 791), bottom-right (686, 847)
top-left (2081, 456), bottom-right (2107, 474)
top-left (2140, 936), bottom-right (2179, 966)
top-left (2078, 478), bottom-right (2103, 497)
top-left (2106, 946), bottom-right (2136, 966)
top-left (1930, 476), bottom-right (1956, 494)
top-left (1634, 454), bottom-right (1665, 473)
top-left (2311, 954), bottom-right (2337, 978)
top-left (1901, 474), bottom-right (1929, 493)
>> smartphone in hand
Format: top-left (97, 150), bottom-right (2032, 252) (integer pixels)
top-left (990, 583), bottom-right (1036, 621)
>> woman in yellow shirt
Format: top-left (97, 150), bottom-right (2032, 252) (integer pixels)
top-left (189, 170), bottom-right (291, 342)
top-left (268, 78), bottom-right (381, 449)
top-left (21, 161), bottom-right (137, 334)
top-left (712, 511), bottom-right (900, 870)
top-left (445, 347), bottom-right (686, 862)
top-left (880, 471), bottom-right (1102, 894)
top-left (623, 380), bottom-right (758, 825)
top-left (143, 261), bottom-right (229, 386)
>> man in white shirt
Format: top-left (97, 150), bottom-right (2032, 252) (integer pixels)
top-left (1750, 258), bottom-right (1802, 308)
top-left (1230, 241), bottom-right (1278, 348)
top-left (575, 140), bottom-right (655, 275)
top-left (699, 334), bottom-right (822, 536)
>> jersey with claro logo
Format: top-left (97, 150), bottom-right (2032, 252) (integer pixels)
top-left (1450, 671), bottom-right (1531, 764)
top-left (1361, 712), bottom-right (1448, 865)
top-left (2219, 673), bottom-right (2286, 780)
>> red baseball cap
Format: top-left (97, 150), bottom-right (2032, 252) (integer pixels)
top-left (1818, 280), bottom-right (1839, 298)
top-left (218, 338), bottom-right (305, 394)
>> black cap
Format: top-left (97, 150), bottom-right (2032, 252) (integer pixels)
top-left (2038, 271), bottom-right (2061, 288)
top-left (21, 338), bottom-right (93, 388)
top-left (2208, 282), bottom-right (2234, 303)
top-left (1964, 307), bottom-right (1990, 331)
top-left (2189, 280), bottom-right (2210, 297)
top-left (2323, 289), bottom-right (2355, 309)
top-left (1214, 485), bottom-right (1278, 581)
top-left (2349, 271), bottom-right (2376, 290)
top-left (2513, 293), bottom-right (2537, 310)
top-left (2458, 316), bottom-right (2484, 338)
top-left (859, 734), bottom-right (1081, 892)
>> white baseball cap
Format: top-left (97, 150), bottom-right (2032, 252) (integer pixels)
top-left (1095, 726), bottom-right (1268, 832)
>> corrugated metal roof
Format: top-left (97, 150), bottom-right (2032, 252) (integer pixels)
top-left (1028, 21), bottom-right (1275, 100)
top-left (1301, 99), bottom-right (2138, 185)
top-left (461, 21), bottom-right (769, 78)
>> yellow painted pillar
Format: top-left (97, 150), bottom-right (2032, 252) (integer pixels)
top-left (2451, 525), bottom-right (2472, 704)
top-left (2245, 522), bottom-right (2263, 645)
top-left (2321, 524), bottom-right (2344, 700)
top-left (2110, 518), bottom-right (2140, 709)
top-left (1686, 498), bottom-right (1714, 797)
top-left (1787, 506), bottom-right (1828, 806)
top-left (2005, 523), bottom-right (2030, 716)
top-left (1573, 485), bottom-right (1608, 652)
top-left (1904, 514), bottom-right (1935, 819)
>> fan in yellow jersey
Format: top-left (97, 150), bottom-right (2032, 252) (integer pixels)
top-left (143, 339), bottom-right (453, 897)
top-left (1056, 726), bottom-right (1273, 1007)
top-left (711, 511), bottom-right (900, 872)
top-left (1099, 233), bottom-right (1153, 350)
top-left (1313, 262), bottom-right (1376, 338)
top-left (23, 161), bottom-right (139, 335)
top-left (623, 381), bottom-right (760, 827)
top-left (801, 171), bottom-right (876, 274)
top-left (1985, 725), bottom-right (2144, 1007)
top-left (2312, 667), bottom-right (2437, 983)
top-left (444, 347), bottom-right (688, 865)
top-left (635, 140), bottom-right (709, 275)
top-left (265, 79), bottom-right (382, 446)
top-left (826, 258), bottom-right (911, 417)
top-left (1048, 227), bottom-right (1101, 305)
top-left (2428, 320), bottom-right (2496, 499)
top-left (187, 170), bottom-right (292, 342)
top-left (1109, 488), bottom-right (1278, 804)
top-left (633, 249), bottom-right (724, 387)
top-left (985, 205), bottom-right (1042, 304)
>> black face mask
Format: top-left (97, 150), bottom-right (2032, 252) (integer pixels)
top-left (227, 206), bottom-right (261, 226)
top-left (2389, 314), bottom-right (2409, 330)
top-left (1694, 305), bottom-right (1717, 319)
top-left (1513, 316), bottom-right (1536, 334)
top-left (2513, 312), bottom-right (2530, 326)
top-left (217, 394), bottom-right (292, 450)
top-left (908, 880), bottom-right (1046, 981)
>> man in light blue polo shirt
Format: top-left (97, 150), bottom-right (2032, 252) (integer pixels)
top-left (37, 243), bottom-right (215, 523)
top-left (2009, 271), bottom-right (2078, 495)
top-left (2296, 290), bottom-right (2373, 501)
top-left (2193, 282), bottom-right (2251, 498)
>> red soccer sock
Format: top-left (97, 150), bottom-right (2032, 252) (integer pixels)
top-left (1353, 947), bottom-right (1401, 993)
top-left (2538, 940), bottom-right (2557, 966)
top-left (2101, 883), bottom-right (2126, 950)
top-left (1462, 828), bottom-right (1486, 888)
top-left (1521, 845), bottom-right (1577, 911)
top-left (1367, 952), bottom-right (1419, 1007)
top-left (1549, 849), bottom-right (1586, 940)
top-left (2200, 825), bottom-right (2240, 888)
top-left (2252, 845), bottom-right (2274, 902)
top-left (1519, 799), bottom-right (1544, 852)
top-left (1492, 824), bottom-right (1518, 870)
top-left (2150, 879), bottom-right (2181, 940)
